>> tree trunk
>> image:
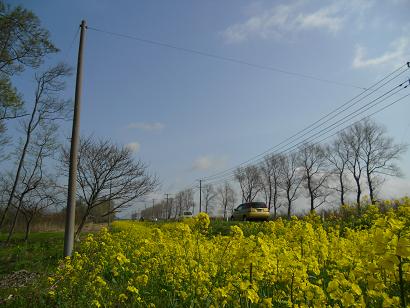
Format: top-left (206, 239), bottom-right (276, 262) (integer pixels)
top-left (307, 178), bottom-right (314, 212)
top-left (273, 189), bottom-right (278, 219)
top-left (366, 169), bottom-right (375, 204)
top-left (0, 94), bottom-right (39, 229)
top-left (24, 217), bottom-right (33, 242)
top-left (339, 173), bottom-right (345, 206)
top-left (6, 199), bottom-right (23, 243)
top-left (287, 198), bottom-right (292, 220)
top-left (355, 176), bottom-right (361, 214)
top-left (75, 208), bottom-right (90, 241)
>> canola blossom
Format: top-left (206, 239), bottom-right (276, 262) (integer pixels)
top-left (49, 198), bottom-right (410, 307)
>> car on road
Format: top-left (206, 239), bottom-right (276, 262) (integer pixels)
top-left (179, 211), bottom-right (193, 220)
top-left (231, 202), bottom-right (269, 221)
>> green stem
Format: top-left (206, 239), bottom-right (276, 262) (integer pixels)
top-left (398, 256), bottom-right (406, 308)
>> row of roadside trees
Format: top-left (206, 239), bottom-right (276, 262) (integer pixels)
top-left (235, 118), bottom-right (407, 218)
top-left (142, 119), bottom-right (406, 220)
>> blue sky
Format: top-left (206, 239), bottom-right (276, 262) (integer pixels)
top-left (7, 0), bottom-right (410, 213)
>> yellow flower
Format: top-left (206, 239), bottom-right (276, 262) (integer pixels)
top-left (245, 288), bottom-right (259, 303)
top-left (118, 293), bottom-right (128, 302)
top-left (116, 252), bottom-right (130, 265)
top-left (341, 292), bottom-right (355, 306)
top-left (46, 199), bottom-right (410, 307)
top-left (126, 285), bottom-right (138, 294)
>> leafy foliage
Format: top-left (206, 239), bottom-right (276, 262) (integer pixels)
top-left (0, 0), bottom-right (58, 126)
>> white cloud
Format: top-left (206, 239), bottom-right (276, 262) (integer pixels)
top-left (221, 0), bottom-right (375, 43)
top-left (192, 155), bottom-right (227, 171)
top-left (127, 122), bottom-right (164, 131)
top-left (295, 5), bottom-right (343, 33)
top-left (222, 2), bottom-right (352, 43)
top-left (352, 37), bottom-right (410, 69)
top-left (125, 141), bottom-right (140, 154)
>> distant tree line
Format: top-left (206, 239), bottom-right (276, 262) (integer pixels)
top-left (141, 119), bottom-right (406, 221)
top-left (233, 118), bottom-right (406, 218)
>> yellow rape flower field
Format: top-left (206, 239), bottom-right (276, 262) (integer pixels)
top-left (48, 198), bottom-right (410, 307)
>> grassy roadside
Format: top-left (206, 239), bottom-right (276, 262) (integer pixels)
top-left (0, 232), bottom-right (64, 275)
top-left (0, 224), bottom-right (107, 307)
top-left (0, 220), bottom-right (245, 306)
top-left (0, 231), bottom-right (64, 306)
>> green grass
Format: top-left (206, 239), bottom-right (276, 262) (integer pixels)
top-left (0, 231), bottom-right (65, 307)
top-left (208, 220), bottom-right (241, 236)
top-left (0, 230), bottom-right (101, 306)
top-left (0, 232), bottom-right (64, 275)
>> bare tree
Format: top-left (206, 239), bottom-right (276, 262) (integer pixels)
top-left (61, 136), bottom-right (158, 239)
top-left (168, 188), bottom-right (195, 218)
top-left (202, 183), bottom-right (216, 214)
top-left (234, 165), bottom-right (262, 203)
top-left (19, 177), bottom-right (62, 241)
top-left (5, 124), bottom-right (59, 242)
top-left (217, 181), bottom-right (236, 220)
top-left (260, 154), bottom-right (283, 218)
top-left (0, 64), bottom-right (70, 229)
top-left (182, 188), bottom-right (195, 214)
top-left (326, 136), bottom-right (351, 206)
top-left (298, 143), bottom-right (331, 212)
top-left (165, 197), bottom-right (174, 220)
top-left (360, 119), bottom-right (407, 203)
top-left (278, 152), bottom-right (303, 219)
top-left (342, 123), bottom-right (366, 213)
top-left (141, 200), bottom-right (167, 220)
top-left (174, 191), bottom-right (184, 218)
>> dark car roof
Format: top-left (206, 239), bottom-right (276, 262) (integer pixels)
top-left (240, 202), bottom-right (267, 208)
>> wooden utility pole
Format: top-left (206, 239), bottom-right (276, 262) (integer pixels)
top-left (64, 20), bottom-right (86, 257)
top-left (199, 180), bottom-right (202, 213)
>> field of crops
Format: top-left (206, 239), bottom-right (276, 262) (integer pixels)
top-left (48, 199), bottom-right (410, 307)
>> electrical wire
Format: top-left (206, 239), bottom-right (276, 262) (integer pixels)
top-left (84, 26), bottom-right (410, 197)
top-left (202, 82), bottom-right (410, 186)
top-left (61, 26), bottom-right (80, 62)
top-left (202, 64), bottom-right (409, 181)
top-left (86, 26), bottom-right (366, 90)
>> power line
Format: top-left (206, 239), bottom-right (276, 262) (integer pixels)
top-left (62, 26), bottom-right (80, 62)
top-left (251, 79), bottom-right (407, 162)
top-left (270, 86), bottom-right (408, 160)
top-left (86, 24), bottom-right (409, 194)
top-left (138, 69), bottom-right (408, 195)
top-left (202, 64), bottom-right (409, 181)
top-left (284, 93), bottom-right (410, 155)
top-left (207, 90), bottom-right (409, 186)
top-left (207, 91), bottom-right (410, 187)
top-left (86, 25), bottom-right (366, 90)
top-left (203, 80), bottom-right (410, 186)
